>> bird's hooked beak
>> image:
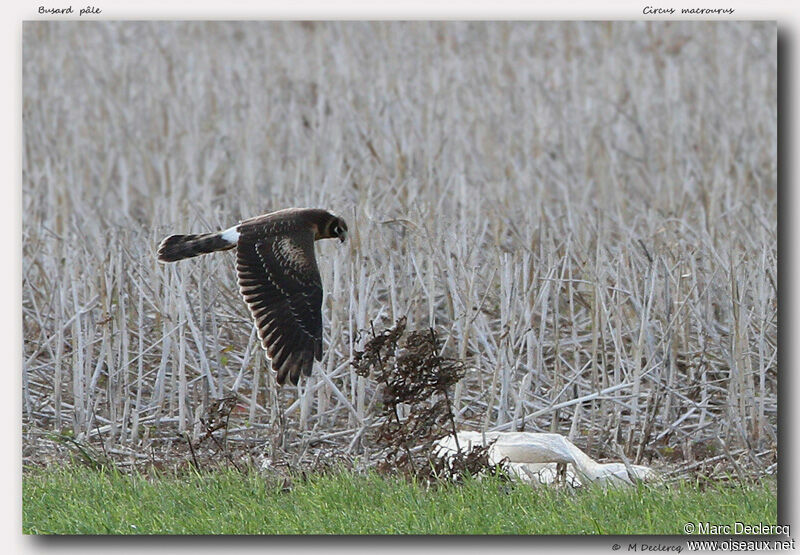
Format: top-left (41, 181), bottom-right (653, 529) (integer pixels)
top-left (339, 229), bottom-right (348, 243)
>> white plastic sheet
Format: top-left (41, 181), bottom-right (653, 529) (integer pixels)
top-left (434, 431), bottom-right (658, 487)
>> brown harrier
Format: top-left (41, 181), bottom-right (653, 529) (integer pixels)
top-left (157, 208), bottom-right (348, 385)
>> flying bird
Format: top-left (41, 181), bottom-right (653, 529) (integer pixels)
top-left (157, 208), bottom-right (348, 385)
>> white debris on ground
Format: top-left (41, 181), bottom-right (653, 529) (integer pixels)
top-left (434, 431), bottom-right (658, 487)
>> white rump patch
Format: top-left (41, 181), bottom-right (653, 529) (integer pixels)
top-left (221, 225), bottom-right (240, 244)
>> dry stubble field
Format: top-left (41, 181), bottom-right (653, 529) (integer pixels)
top-left (22, 21), bottom-right (777, 479)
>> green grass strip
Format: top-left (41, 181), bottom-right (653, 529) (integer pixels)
top-left (23, 466), bottom-right (776, 535)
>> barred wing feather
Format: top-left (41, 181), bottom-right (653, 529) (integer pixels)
top-left (235, 228), bottom-right (323, 385)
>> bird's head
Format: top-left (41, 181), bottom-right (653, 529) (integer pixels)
top-left (332, 216), bottom-right (348, 243)
top-left (319, 212), bottom-right (348, 243)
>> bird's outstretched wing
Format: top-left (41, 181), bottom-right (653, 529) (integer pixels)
top-left (235, 227), bottom-right (323, 385)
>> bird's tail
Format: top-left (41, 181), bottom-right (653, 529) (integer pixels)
top-left (157, 231), bottom-right (235, 262)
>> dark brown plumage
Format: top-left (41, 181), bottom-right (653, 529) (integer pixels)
top-left (157, 208), bottom-right (348, 385)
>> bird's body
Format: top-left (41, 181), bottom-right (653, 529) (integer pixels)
top-left (157, 208), bottom-right (348, 385)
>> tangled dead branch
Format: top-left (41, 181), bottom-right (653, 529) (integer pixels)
top-left (353, 318), bottom-right (506, 482)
